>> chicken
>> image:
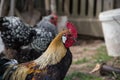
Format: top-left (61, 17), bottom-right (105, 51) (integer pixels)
top-left (29, 14), bottom-right (58, 52)
top-left (17, 14), bottom-right (58, 63)
top-left (0, 16), bottom-right (36, 50)
top-left (0, 22), bottom-right (77, 80)
top-left (0, 16), bottom-right (36, 59)
top-left (0, 14), bottom-right (58, 62)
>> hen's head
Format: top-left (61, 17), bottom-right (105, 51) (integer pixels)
top-left (62, 21), bottom-right (78, 48)
top-left (44, 14), bottom-right (58, 26)
top-left (49, 14), bottom-right (58, 26)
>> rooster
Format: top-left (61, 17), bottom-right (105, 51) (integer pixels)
top-left (0, 24), bottom-right (77, 80)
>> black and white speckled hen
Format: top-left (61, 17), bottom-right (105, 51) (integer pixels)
top-left (0, 16), bottom-right (36, 50)
top-left (0, 16), bottom-right (37, 60)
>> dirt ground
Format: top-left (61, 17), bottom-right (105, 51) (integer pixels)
top-left (66, 37), bottom-right (120, 80)
top-left (69, 39), bottom-right (104, 73)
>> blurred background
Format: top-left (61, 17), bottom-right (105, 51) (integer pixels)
top-left (0, 0), bottom-right (120, 37)
top-left (1, 0), bottom-right (120, 80)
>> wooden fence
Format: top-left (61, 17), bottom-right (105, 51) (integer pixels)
top-left (55, 0), bottom-right (115, 37)
top-left (0, 0), bottom-right (117, 37)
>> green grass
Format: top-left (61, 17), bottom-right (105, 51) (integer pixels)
top-left (83, 48), bottom-right (89, 51)
top-left (73, 58), bottom-right (89, 64)
top-left (64, 46), bottom-right (113, 80)
top-left (93, 46), bottom-right (112, 63)
top-left (64, 72), bottom-right (103, 80)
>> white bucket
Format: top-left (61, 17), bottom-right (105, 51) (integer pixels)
top-left (99, 9), bottom-right (120, 57)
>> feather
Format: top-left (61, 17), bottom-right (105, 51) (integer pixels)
top-left (2, 30), bottom-right (68, 80)
top-left (29, 16), bottom-right (58, 52)
top-left (0, 19), bottom-right (78, 80)
top-left (0, 16), bottom-right (36, 49)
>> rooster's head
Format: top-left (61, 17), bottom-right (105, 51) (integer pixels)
top-left (62, 21), bottom-right (78, 48)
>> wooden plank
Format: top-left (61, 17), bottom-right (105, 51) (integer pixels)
top-left (80, 0), bottom-right (86, 16)
top-left (69, 18), bottom-right (103, 37)
top-left (57, 0), bottom-right (63, 14)
top-left (0, 0), bottom-right (4, 16)
top-left (88, 0), bottom-right (94, 17)
top-left (114, 0), bottom-right (120, 8)
top-left (64, 0), bottom-right (70, 15)
top-left (103, 0), bottom-right (114, 11)
top-left (96, 0), bottom-right (102, 17)
top-left (9, 0), bottom-right (15, 16)
top-left (45, 0), bottom-right (50, 11)
top-left (50, 0), bottom-right (56, 14)
top-left (72, 0), bottom-right (78, 16)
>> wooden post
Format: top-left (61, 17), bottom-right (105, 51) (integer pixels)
top-left (88, 0), bottom-right (94, 17)
top-left (80, 0), bottom-right (86, 16)
top-left (72, 0), bottom-right (78, 16)
top-left (96, 0), bottom-right (102, 17)
top-left (45, 0), bottom-right (50, 11)
top-left (64, 0), bottom-right (70, 15)
top-left (0, 0), bottom-right (4, 17)
top-left (103, 0), bottom-right (114, 11)
top-left (50, 0), bottom-right (56, 14)
top-left (57, 0), bottom-right (63, 15)
top-left (9, 0), bottom-right (15, 16)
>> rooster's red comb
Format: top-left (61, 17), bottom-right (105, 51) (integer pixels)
top-left (66, 21), bottom-right (78, 38)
